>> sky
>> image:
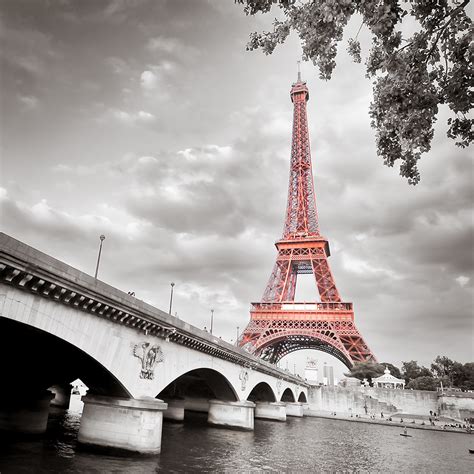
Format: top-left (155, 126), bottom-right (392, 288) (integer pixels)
top-left (1, 0), bottom-right (472, 380)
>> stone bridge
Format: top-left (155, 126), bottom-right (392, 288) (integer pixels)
top-left (0, 233), bottom-right (308, 454)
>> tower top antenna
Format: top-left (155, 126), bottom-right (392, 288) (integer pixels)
top-left (297, 60), bottom-right (301, 82)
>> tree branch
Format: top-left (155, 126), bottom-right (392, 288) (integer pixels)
top-left (395, 0), bottom-right (470, 58)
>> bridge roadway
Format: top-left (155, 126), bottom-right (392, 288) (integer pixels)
top-left (0, 233), bottom-right (308, 454)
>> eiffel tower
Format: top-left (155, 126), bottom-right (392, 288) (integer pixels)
top-left (239, 70), bottom-right (376, 368)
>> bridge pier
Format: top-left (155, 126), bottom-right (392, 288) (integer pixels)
top-left (254, 401), bottom-right (287, 421)
top-left (163, 398), bottom-right (185, 422)
top-left (184, 397), bottom-right (210, 413)
top-left (78, 395), bottom-right (167, 454)
top-left (0, 390), bottom-right (54, 434)
top-left (208, 399), bottom-right (255, 431)
top-left (49, 384), bottom-right (71, 409)
top-left (285, 402), bottom-right (304, 417)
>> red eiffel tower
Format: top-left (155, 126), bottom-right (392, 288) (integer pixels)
top-left (239, 69), bottom-right (376, 368)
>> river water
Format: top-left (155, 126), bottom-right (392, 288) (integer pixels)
top-left (1, 400), bottom-right (472, 473)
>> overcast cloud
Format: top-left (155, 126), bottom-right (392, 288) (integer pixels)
top-left (1, 0), bottom-right (472, 378)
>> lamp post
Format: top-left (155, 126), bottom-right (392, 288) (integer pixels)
top-left (236, 326), bottom-right (239, 345)
top-left (94, 234), bottom-right (106, 280)
top-left (169, 282), bottom-right (175, 315)
top-left (210, 309), bottom-right (214, 335)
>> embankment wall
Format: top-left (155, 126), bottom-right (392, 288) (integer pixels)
top-left (364, 387), bottom-right (438, 415)
top-left (307, 386), bottom-right (438, 416)
top-left (438, 392), bottom-right (474, 420)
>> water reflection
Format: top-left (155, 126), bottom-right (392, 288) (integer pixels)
top-left (0, 408), bottom-right (472, 473)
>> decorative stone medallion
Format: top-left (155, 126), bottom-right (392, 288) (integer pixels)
top-left (276, 379), bottom-right (282, 395)
top-left (133, 342), bottom-right (164, 380)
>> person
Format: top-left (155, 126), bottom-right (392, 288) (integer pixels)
top-left (430, 410), bottom-right (433, 416)
top-left (400, 418), bottom-right (404, 423)
top-left (403, 426), bottom-right (407, 436)
top-left (204, 326), bottom-right (208, 332)
top-left (381, 412), bottom-right (384, 418)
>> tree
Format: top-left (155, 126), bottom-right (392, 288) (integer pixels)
top-left (401, 360), bottom-right (432, 383)
top-left (380, 362), bottom-right (402, 379)
top-left (236, 0), bottom-right (473, 184)
top-left (406, 375), bottom-right (439, 391)
top-left (431, 355), bottom-right (455, 378)
top-left (459, 362), bottom-right (474, 390)
top-left (345, 361), bottom-right (385, 382)
top-left (431, 355), bottom-right (467, 386)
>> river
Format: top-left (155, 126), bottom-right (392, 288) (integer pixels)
top-left (1, 399), bottom-right (472, 473)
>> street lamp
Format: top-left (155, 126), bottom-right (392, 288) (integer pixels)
top-left (169, 282), bottom-right (175, 315)
top-left (94, 234), bottom-right (106, 280)
top-left (210, 309), bottom-right (214, 335)
top-left (236, 326), bottom-right (239, 345)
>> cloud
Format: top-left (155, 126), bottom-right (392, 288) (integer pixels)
top-left (18, 95), bottom-right (39, 109)
top-left (146, 35), bottom-right (201, 62)
top-left (456, 276), bottom-right (470, 287)
top-left (147, 36), bottom-right (181, 53)
top-left (140, 70), bottom-right (159, 90)
top-left (99, 108), bottom-right (156, 124)
top-left (106, 56), bottom-right (129, 75)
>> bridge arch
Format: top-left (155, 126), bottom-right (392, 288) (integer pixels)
top-left (298, 391), bottom-right (307, 403)
top-left (246, 381), bottom-right (277, 403)
top-left (0, 317), bottom-right (131, 398)
top-left (157, 368), bottom-right (238, 402)
top-left (280, 387), bottom-right (296, 402)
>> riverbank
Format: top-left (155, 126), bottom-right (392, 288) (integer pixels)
top-left (304, 410), bottom-right (472, 435)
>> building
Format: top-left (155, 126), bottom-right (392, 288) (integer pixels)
top-left (323, 363), bottom-right (335, 386)
top-left (372, 367), bottom-right (405, 389)
top-left (305, 358), bottom-right (319, 385)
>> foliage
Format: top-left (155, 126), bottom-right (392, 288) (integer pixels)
top-left (345, 361), bottom-right (385, 382)
top-left (401, 360), bottom-right (432, 383)
top-left (431, 355), bottom-right (461, 384)
top-left (406, 375), bottom-right (439, 391)
top-left (458, 362), bottom-right (474, 391)
top-left (400, 356), bottom-right (474, 390)
top-left (380, 362), bottom-right (402, 379)
top-left (236, 0), bottom-right (473, 184)
top-left (431, 356), bottom-right (474, 390)
top-left (344, 357), bottom-right (473, 390)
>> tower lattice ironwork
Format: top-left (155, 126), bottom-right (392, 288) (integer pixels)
top-left (239, 72), bottom-right (376, 368)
